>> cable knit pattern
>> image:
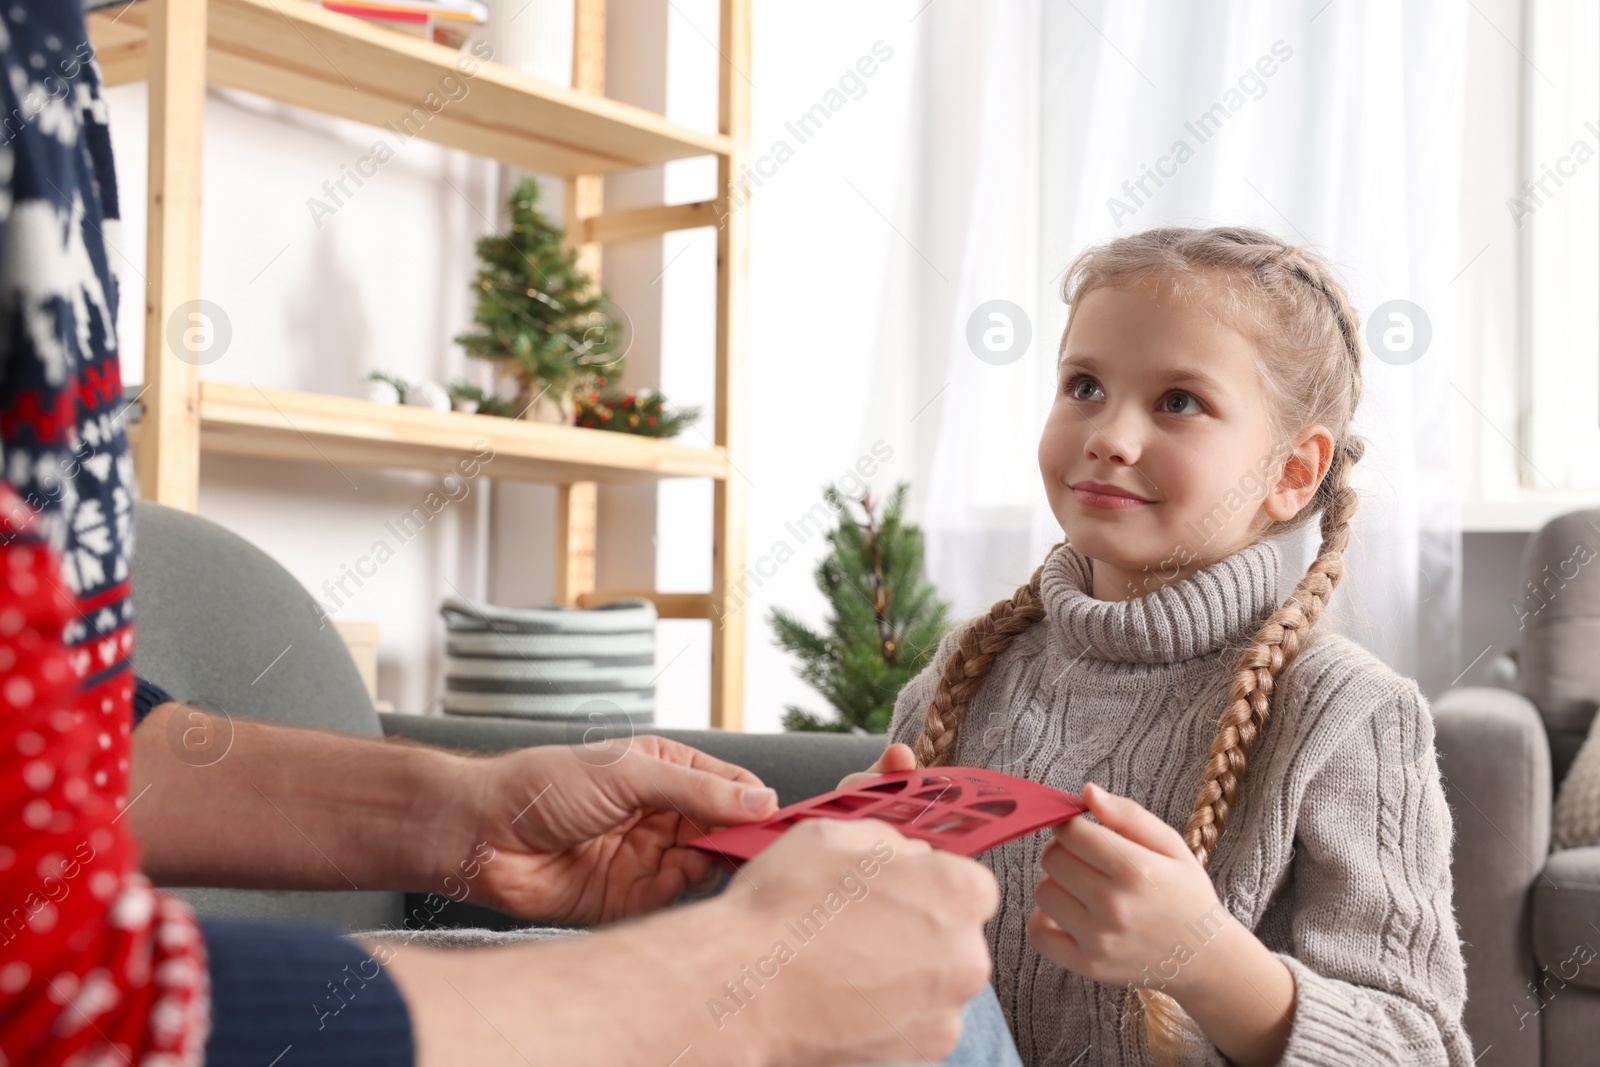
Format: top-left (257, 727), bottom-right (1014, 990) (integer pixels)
top-left (888, 540), bottom-right (1473, 1067)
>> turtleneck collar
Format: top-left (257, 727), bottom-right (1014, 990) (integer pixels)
top-left (1038, 539), bottom-right (1283, 665)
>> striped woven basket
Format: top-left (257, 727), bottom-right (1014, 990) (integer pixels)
top-left (439, 596), bottom-right (657, 724)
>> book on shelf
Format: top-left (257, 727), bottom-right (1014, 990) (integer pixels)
top-left (319, 0), bottom-right (488, 49)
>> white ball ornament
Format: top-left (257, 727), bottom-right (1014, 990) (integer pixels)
top-left (362, 378), bottom-right (402, 405)
top-left (1485, 653), bottom-right (1519, 687)
top-left (405, 380), bottom-right (452, 412)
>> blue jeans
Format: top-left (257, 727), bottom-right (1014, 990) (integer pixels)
top-left (676, 873), bottom-right (1021, 1064)
top-left (848, 982), bottom-right (1021, 1067)
top-left (944, 983), bottom-right (1023, 1066)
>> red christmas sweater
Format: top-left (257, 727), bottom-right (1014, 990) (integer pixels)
top-left (0, 2), bottom-right (209, 1063)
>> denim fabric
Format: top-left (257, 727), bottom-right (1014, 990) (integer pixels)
top-left (943, 983), bottom-right (1024, 1067)
top-left (850, 983), bottom-right (1022, 1067)
top-left (201, 919), bottom-right (414, 1066)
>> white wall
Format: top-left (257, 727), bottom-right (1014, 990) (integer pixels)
top-left (734, 2), bottom-right (936, 730)
top-left (103, 2), bottom-right (788, 728)
top-left (108, 80), bottom-right (500, 715)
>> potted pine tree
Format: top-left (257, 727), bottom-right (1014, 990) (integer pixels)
top-left (454, 177), bottom-right (623, 422)
top-left (770, 483), bottom-right (952, 733)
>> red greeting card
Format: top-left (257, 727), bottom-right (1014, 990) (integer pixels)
top-left (687, 766), bottom-right (1087, 865)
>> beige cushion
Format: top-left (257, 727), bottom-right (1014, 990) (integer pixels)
top-left (1554, 708), bottom-right (1600, 849)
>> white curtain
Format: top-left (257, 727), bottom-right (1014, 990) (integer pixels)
top-left (915, 0), bottom-right (1048, 615)
top-left (909, 0), bottom-right (1468, 696)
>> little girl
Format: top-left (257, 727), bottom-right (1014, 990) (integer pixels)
top-left (854, 227), bottom-right (1473, 1066)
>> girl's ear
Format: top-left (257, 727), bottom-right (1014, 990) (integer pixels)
top-left (1262, 425), bottom-right (1334, 522)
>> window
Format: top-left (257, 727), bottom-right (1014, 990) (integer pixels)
top-left (1523, 0), bottom-right (1600, 488)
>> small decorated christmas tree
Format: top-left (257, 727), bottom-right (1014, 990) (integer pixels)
top-left (771, 483), bottom-right (952, 733)
top-left (454, 177), bottom-right (623, 417)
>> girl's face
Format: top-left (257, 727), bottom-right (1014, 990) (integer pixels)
top-left (1038, 277), bottom-right (1326, 602)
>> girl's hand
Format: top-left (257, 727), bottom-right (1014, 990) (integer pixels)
top-left (836, 742), bottom-right (918, 791)
top-left (1027, 782), bottom-right (1232, 995)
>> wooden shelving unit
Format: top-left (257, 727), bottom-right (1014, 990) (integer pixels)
top-left (89, 0), bottom-right (751, 728)
top-left (89, 0), bottom-right (731, 173)
top-left (139, 382), bottom-right (734, 484)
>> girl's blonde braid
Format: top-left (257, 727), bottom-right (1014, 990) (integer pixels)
top-left (1138, 244), bottom-right (1368, 1064)
top-left (912, 548), bottom-right (1061, 769)
top-left (1177, 433), bottom-right (1365, 865)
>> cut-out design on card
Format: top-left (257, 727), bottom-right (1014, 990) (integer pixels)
top-left (972, 799), bottom-right (1017, 817)
top-left (817, 794), bottom-right (876, 814)
top-left (923, 813), bottom-right (986, 835)
top-left (872, 800), bottom-right (931, 825)
top-left (688, 766), bottom-right (1087, 864)
top-left (767, 811), bottom-right (825, 830)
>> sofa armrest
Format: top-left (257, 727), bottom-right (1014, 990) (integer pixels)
top-left (378, 712), bottom-right (889, 807)
top-left (1433, 686), bottom-right (1551, 1067)
top-left (1533, 846), bottom-right (1600, 990)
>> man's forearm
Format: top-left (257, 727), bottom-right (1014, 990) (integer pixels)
top-left (130, 702), bottom-right (481, 893)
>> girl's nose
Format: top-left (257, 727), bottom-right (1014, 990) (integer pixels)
top-left (1081, 406), bottom-right (1141, 465)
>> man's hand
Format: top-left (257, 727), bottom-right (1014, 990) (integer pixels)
top-left (466, 736), bottom-right (779, 925)
top-left (722, 817), bottom-right (1000, 1065)
top-left (836, 740), bottom-right (917, 791)
top-left (384, 816), bottom-right (1001, 1067)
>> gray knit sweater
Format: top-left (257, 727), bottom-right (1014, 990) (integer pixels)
top-left (887, 539), bottom-right (1473, 1067)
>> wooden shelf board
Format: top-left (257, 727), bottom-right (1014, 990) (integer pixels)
top-left (89, 0), bottom-right (730, 176)
top-left (576, 590), bottom-right (713, 619)
top-left (584, 200), bottom-right (721, 244)
top-left (135, 382), bottom-right (729, 484)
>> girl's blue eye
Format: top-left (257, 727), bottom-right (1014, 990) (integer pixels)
top-left (1063, 374), bottom-right (1102, 401)
top-left (1061, 373), bottom-right (1205, 415)
top-left (1163, 391), bottom-right (1203, 415)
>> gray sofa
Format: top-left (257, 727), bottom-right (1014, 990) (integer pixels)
top-left (129, 499), bottom-right (884, 934)
top-left (130, 499), bottom-right (1600, 1064)
top-left (1435, 508), bottom-right (1600, 1067)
